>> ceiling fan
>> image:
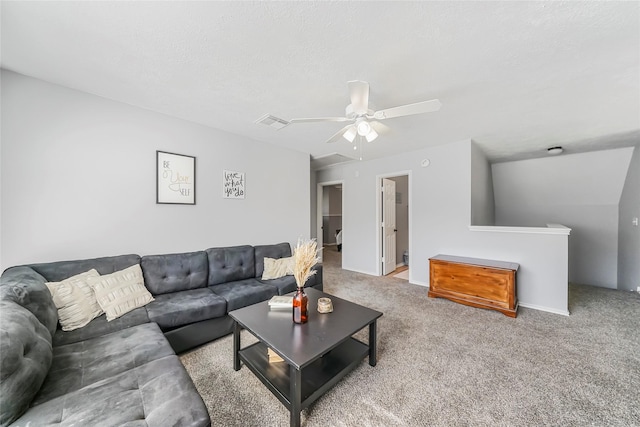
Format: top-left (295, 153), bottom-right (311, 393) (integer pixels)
top-left (287, 80), bottom-right (442, 144)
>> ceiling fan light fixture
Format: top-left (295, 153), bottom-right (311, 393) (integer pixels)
top-left (357, 121), bottom-right (371, 136)
top-left (285, 80), bottom-right (442, 145)
top-left (343, 126), bottom-right (357, 142)
top-left (365, 128), bottom-right (378, 142)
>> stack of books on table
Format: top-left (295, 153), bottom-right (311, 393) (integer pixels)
top-left (267, 347), bottom-right (284, 363)
top-left (268, 295), bottom-right (293, 311)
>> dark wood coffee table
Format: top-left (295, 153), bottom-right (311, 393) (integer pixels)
top-left (229, 288), bottom-right (382, 427)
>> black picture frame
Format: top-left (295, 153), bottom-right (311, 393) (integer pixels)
top-left (156, 150), bottom-right (196, 205)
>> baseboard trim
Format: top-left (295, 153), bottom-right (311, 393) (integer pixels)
top-left (409, 279), bottom-right (429, 288)
top-left (519, 302), bottom-right (570, 316)
top-left (342, 266), bottom-right (377, 276)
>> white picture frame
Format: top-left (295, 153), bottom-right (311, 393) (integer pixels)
top-left (223, 170), bottom-right (245, 199)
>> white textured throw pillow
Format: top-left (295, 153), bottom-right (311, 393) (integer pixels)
top-left (87, 264), bottom-right (154, 321)
top-left (262, 256), bottom-right (295, 280)
top-left (46, 269), bottom-right (104, 331)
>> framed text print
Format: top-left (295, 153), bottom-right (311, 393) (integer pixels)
top-left (156, 151), bottom-right (196, 204)
top-left (223, 170), bottom-right (245, 199)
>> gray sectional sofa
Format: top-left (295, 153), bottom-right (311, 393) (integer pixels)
top-left (0, 242), bottom-right (323, 427)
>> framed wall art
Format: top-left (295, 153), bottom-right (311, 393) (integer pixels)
top-left (156, 151), bottom-right (196, 205)
top-left (223, 170), bottom-right (245, 199)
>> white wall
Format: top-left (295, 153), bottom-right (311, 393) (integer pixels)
top-left (0, 70), bottom-right (310, 269)
top-left (618, 145), bottom-right (640, 291)
top-left (470, 141), bottom-right (495, 226)
top-left (317, 139), bottom-right (570, 315)
top-left (492, 148), bottom-right (633, 288)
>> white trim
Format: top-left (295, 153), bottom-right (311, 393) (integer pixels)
top-left (519, 302), bottom-right (570, 316)
top-left (342, 266), bottom-right (378, 276)
top-left (410, 279), bottom-right (429, 288)
top-left (469, 225), bottom-right (571, 235)
top-left (375, 170), bottom-right (413, 277)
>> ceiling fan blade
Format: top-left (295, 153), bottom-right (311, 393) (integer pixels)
top-left (373, 99), bottom-right (442, 120)
top-left (290, 117), bottom-right (351, 123)
top-left (325, 124), bottom-right (355, 144)
top-left (369, 121), bottom-right (391, 135)
top-left (348, 80), bottom-right (370, 114)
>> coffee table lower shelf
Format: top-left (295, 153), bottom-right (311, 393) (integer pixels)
top-left (238, 338), bottom-right (369, 411)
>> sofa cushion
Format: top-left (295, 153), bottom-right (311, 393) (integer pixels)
top-left (28, 254), bottom-right (141, 282)
top-left (45, 269), bottom-right (103, 331)
top-left (32, 322), bottom-right (174, 406)
top-left (87, 264), bottom-right (154, 321)
top-left (0, 301), bottom-right (53, 427)
top-left (261, 256), bottom-right (294, 280)
top-left (206, 245), bottom-right (255, 285)
top-left (0, 267), bottom-right (58, 337)
top-left (210, 278), bottom-right (278, 311)
top-left (259, 265), bottom-right (322, 294)
top-left (309, 264), bottom-right (323, 288)
top-left (146, 288), bottom-right (227, 330)
top-left (11, 356), bottom-right (209, 427)
top-left (52, 307), bottom-right (150, 347)
top-left (254, 242), bottom-right (292, 278)
top-left (141, 251), bottom-right (209, 295)
top-left (258, 275), bottom-right (298, 295)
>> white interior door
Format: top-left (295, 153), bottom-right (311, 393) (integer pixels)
top-left (382, 178), bottom-right (397, 275)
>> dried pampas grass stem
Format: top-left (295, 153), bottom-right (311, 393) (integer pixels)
top-left (293, 238), bottom-right (321, 288)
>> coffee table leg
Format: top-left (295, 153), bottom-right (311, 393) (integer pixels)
top-left (368, 320), bottom-right (377, 367)
top-left (233, 321), bottom-right (241, 371)
top-left (290, 364), bottom-right (301, 427)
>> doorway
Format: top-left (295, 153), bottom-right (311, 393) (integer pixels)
top-left (377, 173), bottom-right (410, 279)
top-left (316, 180), bottom-right (344, 263)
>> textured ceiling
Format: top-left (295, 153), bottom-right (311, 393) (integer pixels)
top-left (2, 1), bottom-right (639, 164)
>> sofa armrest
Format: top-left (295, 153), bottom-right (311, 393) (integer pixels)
top-left (0, 266), bottom-right (58, 337)
top-left (308, 263), bottom-right (323, 287)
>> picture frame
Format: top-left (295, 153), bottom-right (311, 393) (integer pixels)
top-left (156, 151), bottom-right (196, 205)
top-left (223, 170), bottom-right (245, 199)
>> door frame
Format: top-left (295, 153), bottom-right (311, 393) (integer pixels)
top-left (316, 180), bottom-right (344, 261)
top-left (375, 171), bottom-right (412, 277)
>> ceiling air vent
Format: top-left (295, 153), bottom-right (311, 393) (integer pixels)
top-left (255, 114), bottom-right (290, 130)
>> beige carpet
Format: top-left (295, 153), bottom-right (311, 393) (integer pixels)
top-left (180, 249), bottom-right (640, 426)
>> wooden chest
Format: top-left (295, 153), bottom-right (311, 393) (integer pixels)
top-left (428, 254), bottom-right (519, 317)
